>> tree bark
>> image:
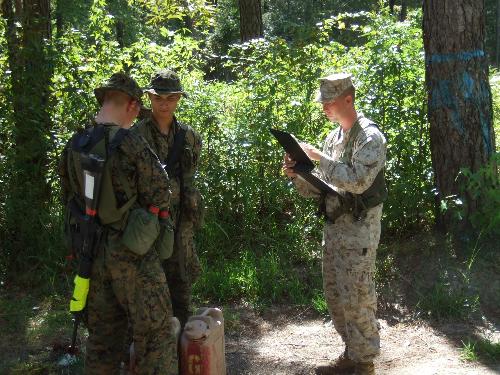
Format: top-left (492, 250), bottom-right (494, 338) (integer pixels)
top-left (238, 0), bottom-right (263, 42)
top-left (1, 0), bottom-right (53, 274)
top-left (400, 0), bottom-right (407, 21)
top-left (389, 0), bottom-right (396, 13)
top-left (423, 0), bottom-right (496, 230)
top-left (116, 18), bottom-right (124, 48)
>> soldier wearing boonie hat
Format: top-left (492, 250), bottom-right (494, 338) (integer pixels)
top-left (283, 72), bottom-right (388, 375)
top-left (59, 72), bottom-right (176, 374)
top-left (132, 69), bottom-right (203, 330)
top-left (143, 69), bottom-right (189, 98)
top-left (94, 72), bottom-right (145, 107)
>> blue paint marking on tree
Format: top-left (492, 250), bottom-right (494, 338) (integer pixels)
top-left (430, 79), bottom-right (464, 133)
top-left (460, 72), bottom-right (474, 100)
top-left (426, 50), bottom-right (485, 64)
top-left (479, 111), bottom-right (493, 156)
top-left (429, 72), bottom-right (493, 140)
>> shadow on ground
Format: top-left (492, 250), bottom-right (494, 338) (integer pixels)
top-left (375, 231), bottom-right (500, 372)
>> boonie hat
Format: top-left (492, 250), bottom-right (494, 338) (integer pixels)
top-left (143, 70), bottom-right (188, 98)
top-left (314, 72), bottom-right (354, 103)
top-left (94, 72), bottom-right (144, 105)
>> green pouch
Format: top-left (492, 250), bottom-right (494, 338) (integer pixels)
top-left (156, 216), bottom-right (175, 260)
top-left (121, 208), bottom-right (160, 256)
top-left (184, 188), bottom-right (205, 230)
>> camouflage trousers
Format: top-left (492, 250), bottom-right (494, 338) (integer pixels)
top-left (322, 232), bottom-right (380, 363)
top-left (85, 233), bottom-right (178, 375)
top-left (163, 218), bottom-right (201, 327)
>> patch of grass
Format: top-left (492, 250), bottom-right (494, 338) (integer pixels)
top-left (461, 338), bottom-right (500, 362)
top-left (193, 249), bottom-right (321, 307)
top-left (311, 290), bottom-right (328, 316)
top-left (0, 291), bottom-right (83, 374)
top-left (417, 281), bottom-right (479, 320)
top-left (461, 340), bottom-right (480, 362)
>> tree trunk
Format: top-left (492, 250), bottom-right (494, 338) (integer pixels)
top-left (1, 0), bottom-right (53, 275)
top-left (238, 0), bottom-right (263, 42)
top-left (400, 0), bottom-right (407, 21)
top-left (116, 18), bottom-right (124, 48)
top-left (423, 0), bottom-right (496, 230)
top-left (389, 0), bottom-right (396, 13)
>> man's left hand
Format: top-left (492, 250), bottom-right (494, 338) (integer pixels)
top-left (300, 142), bottom-right (324, 161)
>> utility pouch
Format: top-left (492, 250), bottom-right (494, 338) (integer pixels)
top-left (121, 208), bottom-right (160, 256)
top-left (184, 188), bottom-right (205, 230)
top-left (156, 214), bottom-right (175, 260)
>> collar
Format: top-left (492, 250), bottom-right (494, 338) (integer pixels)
top-left (149, 115), bottom-right (179, 137)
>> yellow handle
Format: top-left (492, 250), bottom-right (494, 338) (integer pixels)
top-left (70, 275), bottom-right (90, 312)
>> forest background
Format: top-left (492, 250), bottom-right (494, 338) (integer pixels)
top-left (0, 0), bottom-right (499, 372)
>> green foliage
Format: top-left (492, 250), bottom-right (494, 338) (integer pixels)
top-left (194, 250), bottom-right (319, 306)
top-left (485, 0), bottom-right (498, 65)
top-left (461, 338), bottom-right (500, 362)
top-left (0, 292), bottom-right (82, 374)
top-left (311, 290), bottom-right (329, 316)
top-left (318, 8), bottom-right (433, 233)
top-left (1, 3), bottom-right (440, 297)
top-left (1, 1), bottom-right (494, 308)
top-left (460, 153), bottom-right (500, 237)
top-left (417, 278), bottom-right (480, 321)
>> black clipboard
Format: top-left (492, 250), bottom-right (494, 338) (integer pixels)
top-left (270, 128), bottom-right (337, 195)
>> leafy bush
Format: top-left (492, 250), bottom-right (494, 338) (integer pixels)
top-left (461, 338), bottom-right (500, 362)
top-left (460, 154), bottom-right (500, 237)
top-left (417, 279), bottom-right (480, 320)
top-left (0, 6), bottom-right (448, 305)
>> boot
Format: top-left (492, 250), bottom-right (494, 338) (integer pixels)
top-left (354, 361), bottom-right (375, 375)
top-left (315, 348), bottom-right (355, 375)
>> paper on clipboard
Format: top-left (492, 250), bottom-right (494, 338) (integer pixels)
top-left (270, 128), bottom-right (337, 195)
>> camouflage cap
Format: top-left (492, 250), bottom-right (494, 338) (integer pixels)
top-left (314, 72), bottom-right (354, 103)
top-left (94, 72), bottom-right (144, 106)
top-left (143, 70), bottom-right (188, 98)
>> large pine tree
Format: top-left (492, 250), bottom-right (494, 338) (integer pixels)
top-left (423, 0), bottom-right (496, 229)
top-left (1, 0), bottom-right (53, 276)
top-left (238, 0), bottom-right (263, 42)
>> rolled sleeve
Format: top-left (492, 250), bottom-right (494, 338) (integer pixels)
top-left (292, 174), bottom-right (322, 199)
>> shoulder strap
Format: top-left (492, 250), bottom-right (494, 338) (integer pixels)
top-left (166, 123), bottom-right (187, 177)
top-left (107, 127), bottom-right (129, 157)
top-left (71, 126), bottom-right (106, 153)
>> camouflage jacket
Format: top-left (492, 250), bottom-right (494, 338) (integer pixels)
top-left (59, 122), bottom-right (171, 212)
top-left (294, 114), bottom-right (387, 249)
top-left (131, 115), bottom-right (202, 225)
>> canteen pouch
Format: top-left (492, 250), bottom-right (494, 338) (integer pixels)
top-left (156, 216), bottom-right (175, 260)
top-left (121, 208), bottom-right (160, 256)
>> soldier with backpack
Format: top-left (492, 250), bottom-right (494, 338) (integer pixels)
top-left (132, 69), bottom-right (203, 327)
top-left (59, 72), bottom-right (178, 374)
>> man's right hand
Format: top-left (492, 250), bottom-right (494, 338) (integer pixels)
top-left (282, 153), bottom-right (297, 178)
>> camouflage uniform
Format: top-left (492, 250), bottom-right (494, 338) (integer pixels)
top-left (293, 73), bottom-right (386, 364)
top-left (133, 70), bottom-right (203, 326)
top-left (59, 73), bottom-right (178, 375)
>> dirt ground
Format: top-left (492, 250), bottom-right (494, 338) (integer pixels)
top-left (1, 301), bottom-right (499, 374)
top-left (224, 306), bottom-right (500, 375)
